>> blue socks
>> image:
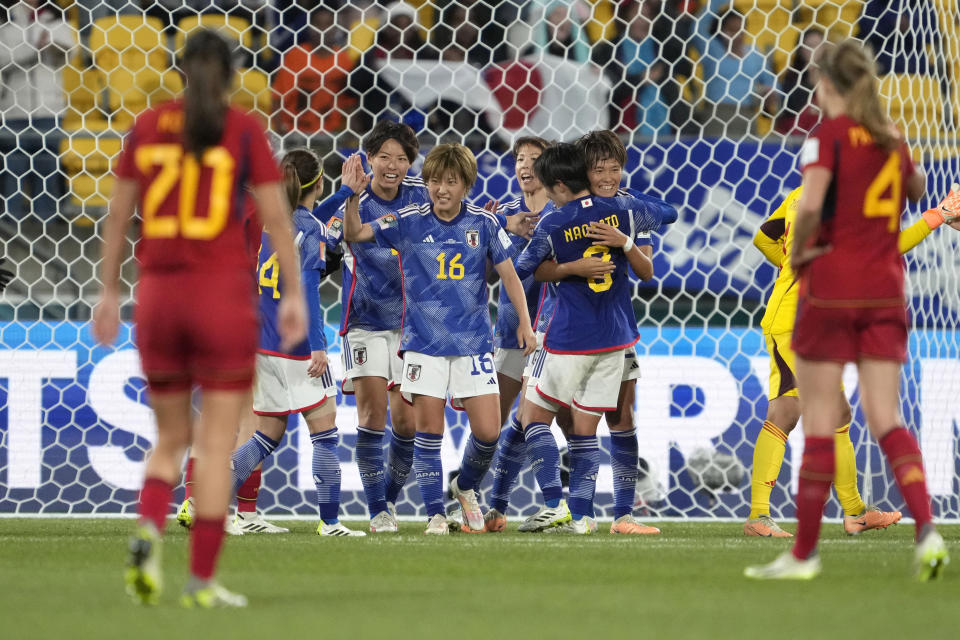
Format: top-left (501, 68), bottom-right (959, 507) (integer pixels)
top-left (610, 428), bottom-right (639, 519)
top-left (567, 435), bottom-right (600, 520)
top-left (231, 430), bottom-right (279, 494)
top-left (457, 433), bottom-right (498, 492)
top-left (525, 422), bottom-right (562, 508)
top-left (311, 428), bottom-right (341, 524)
top-left (490, 417), bottom-right (526, 514)
top-left (356, 426), bottom-right (388, 516)
top-left (385, 430), bottom-right (415, 504)
top-left (413, 432), bottom-right (444, 517)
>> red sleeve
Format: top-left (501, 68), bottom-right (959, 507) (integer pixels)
top-left (114, 117), bottom-right (143, 180)
top-left (799, 119), bottom-right (838, 174)
top-left (244, 116), bottom-right (282, 185)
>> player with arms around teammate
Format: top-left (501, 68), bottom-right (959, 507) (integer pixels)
top-left (744, 181), bottom-right (959, 538)
top-left (229, 150), bottom-right (368, 537)
top-left (344, 143), bottom-right (536, 534)
top-left (515, 143), bottom-right (676, 534)
top-left (93, 30), bottom-right (307, 607)
top-left (325, 121), bottom-right (426, 532)
top-left (746, 39), bottom-right (949, 580)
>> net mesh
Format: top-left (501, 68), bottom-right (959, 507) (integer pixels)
top-left (1, 0), bottom-right (959, 521)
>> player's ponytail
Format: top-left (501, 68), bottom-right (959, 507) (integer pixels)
top-left (817, 39), bottom-right (897, 151)
top-left (181, 29), bottom-right (234, 159)
top-left (280, 148), bottom-right (322, 210)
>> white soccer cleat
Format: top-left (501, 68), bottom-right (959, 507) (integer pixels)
top-left (915, 529), bottom-right (949, 582)
top-left (518, 500), bottom-right (572, 532)
top-left (224, 515), bottom-right (244, 536)
top-left (449, 475), bottom-right (484, 532)
top-left (370, 510), bottom-right (399, 533)
top-left (424, 513), bottom-right (450, 535)
top-left (180, 581), bottom-right (248, 609)
top-left (744, 551), bottom-right (821, 580)
top-left (387, 501), bottom-right (398, 521)
top-left (316, 521), bottom-right (367, 537)
top-left (544, 516), bottom-right (597, 535)
top-left (235, 512), bottom-right (290, 534)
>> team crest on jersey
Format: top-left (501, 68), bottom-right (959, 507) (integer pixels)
top-left (406, 364), bottom-right (422, 381)
top-left (329, 218), bottom-right (343, 232)
top-left (465, 230), bottom-right (480, 248)
top-left (353, 346), bottom-right (367, 366)
top-left (378, 214), bottom-right (398, 230)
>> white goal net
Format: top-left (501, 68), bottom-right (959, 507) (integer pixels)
top-left (1, 0), bottom-right (958, 521)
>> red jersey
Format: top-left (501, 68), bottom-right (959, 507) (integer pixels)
top-left (798, 115), bottom-right (916, 306)
top-left (114, 101), bottom-right (281, 273)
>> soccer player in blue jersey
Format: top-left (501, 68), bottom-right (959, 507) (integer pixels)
top-left (343, 143), bottom-right (536, 534)
top-left (515, 143), bottom-right (677, 534)
top-left (228, 150), bottom-right (367, 537)
top-left (323, 121), bottom-right (428, 532)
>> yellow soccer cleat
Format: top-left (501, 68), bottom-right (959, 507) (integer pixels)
top-left (843, 506), bottom-right (901, 535)
top-left (124, 524), bottom-right (162, 606)
top-left (176, 498), bottom-right (194, 529)
top-left (180, 582), bottom-right (248, 609)
top-left (915, 530), bottom-right (949, 582)
top-left (744, 515), bottom-right (793, 538)
top-left (610, 514), bottom-right (660, 535)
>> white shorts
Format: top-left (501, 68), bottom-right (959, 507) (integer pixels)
top-left (521, 331), bottom-right (547, 384)
top-left (494, 347), bottom-right (527, 382)
top-left (526, 349), bottom-right (624, 416)
top-left (400, 351), bottom-right (500, 408)
top-left (341, 328), bottom-right (404, 394)
top-left (622, 348), bottom-right (641, 381)
top-left (252, 353), bottom-right (337, 416)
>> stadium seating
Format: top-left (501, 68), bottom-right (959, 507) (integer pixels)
top-left (61, 58), bottom-right (108, 133)
top-left (59, 135), bottom-right (123, 209)
top-left (174, 14), bottom-right (252, 58)
top-left (879, 73), bottom-right (945, 144)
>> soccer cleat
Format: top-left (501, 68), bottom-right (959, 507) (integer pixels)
top-left (176, 498), bottom-right (194, 529)
top-left (843, 506), bottom-right (901, 535)
top-left (124, 523), bottom-right (162, 605)
top-left (484, 508), bottom-right (507, 533)
top-left (610, 514), bottom-right (660, 535)
top-left (744, 515), bottom-right (793, 538)
top-left (370, 510), bottom-right (399, 533)
top-left (449, 475), bottom-right (484, 532)
top-left (544, 516), bottom-right (597, 535)
top-left (744, 551), bottom-right (821, 580)
top-left (743, 551), bottom-right (820, 580)
top-left (424, 513), bottom-right (450, 535)
top-left (235, 512), bottom-right (290, 534)
top-left (180, 581), bottom-right (248, 609)
top-left (316, 521), bottom-right (367, 537)
top-left (387, 501), bottom-right (397, 520)
top-left (915, 529), bottom-right (949, 582)
top-left (224, 515), bottom-right (244, 536)
top-left (518, 500), bottom-right (573, 532)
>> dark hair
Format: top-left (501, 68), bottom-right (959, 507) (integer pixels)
top-left (181, 29), bottom-right (234, 158)
top-left (533, 143), bottom-right (589, 193)
top-left (362, 120), bottom-right (419, 163)
top-left (576, 130), bottom-right (627, 170)
top-left (280, 149), bottom-right (322, 209)
top-left (816, 39), bottom-right (897, 151)
top-left (511, 136), bottom-right (550, 159)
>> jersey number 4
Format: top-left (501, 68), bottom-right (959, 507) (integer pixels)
top-left (135, 144), bottom-right (236, 240)
top-left (259, 252), bottom-right (280, 299)
top-left (864, 151), bottom-right (902, 232)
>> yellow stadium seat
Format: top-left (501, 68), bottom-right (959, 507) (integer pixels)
top-left (879, 74), bottom-right (945, 142)
top-left (61, 58), bottom-right (109, 132)
top-left (348, 16), bottom-right (379, 61)
top-left (60, 135), bottom-right (123, 208)
top-left (174, 14), bottom-right (252, 57)
top-left (233, 68), bottom-right (271, 117)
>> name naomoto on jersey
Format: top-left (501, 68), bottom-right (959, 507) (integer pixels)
top-left (563, 214), bottom-right (621, 243)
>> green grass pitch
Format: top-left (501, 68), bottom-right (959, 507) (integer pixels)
top-left (1, 519), bottom-right (957, 639)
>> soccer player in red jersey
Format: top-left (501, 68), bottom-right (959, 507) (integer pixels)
top-left (746, 39), bottom-right (950, 581)
top-left (93, 30), bottom-right (307, 607)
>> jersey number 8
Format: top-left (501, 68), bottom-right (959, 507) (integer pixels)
top-left (582, 245), bottom-right (613, 292)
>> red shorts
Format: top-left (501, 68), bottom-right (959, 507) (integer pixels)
top-left (793, 300), bottom-right (908, 363)
top-left (135, 270), bottom-right (258, 392)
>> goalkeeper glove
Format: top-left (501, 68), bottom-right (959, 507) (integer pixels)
top-left (922, 183), bottom-right (960, 229)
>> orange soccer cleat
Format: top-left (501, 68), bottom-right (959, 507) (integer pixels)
top-left (743, 515), bottom-right (793, 538)
top-left (610, 515), bottom-right (661, 535)
top-left (843, 506), bottom-right (902, 535)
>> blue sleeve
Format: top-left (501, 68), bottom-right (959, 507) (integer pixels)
top-left (515, 222), bottom-right (553, 280)
top-left (371, 212), bottom-right (403, 250)
top-left (312, 185), bottom-right (353, 252)
top-left (624, 194), bottom-right (678, 229)
top-left (296, 211), bottom-right (327, 272)
top-left (495, 213), bottom-right (508, 229)
top-left (487, 217), bottom-right (514, 266)
top-left (302, 267), bottom-right (326, 352)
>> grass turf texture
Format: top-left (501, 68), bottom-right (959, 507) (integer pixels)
top-left (1, 520), bottom-right (957, 639)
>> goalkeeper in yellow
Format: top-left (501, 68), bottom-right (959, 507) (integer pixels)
top-left (745, 185), bottom-right (960, 537)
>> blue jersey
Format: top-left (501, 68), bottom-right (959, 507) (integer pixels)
top-left (372, 201), bottom-right (514, 357)
top-left (516, 194), bottom-right (676, 354)
top-left (531, 188), bottom-right (656, 334)
top-left (325, 178), bottom-right (430, 334)
top-left (494, 196), bottom-right (552, 349)
top-left (257, 205), bottom-right (327, 357)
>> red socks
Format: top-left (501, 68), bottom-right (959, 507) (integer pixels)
top-left (879, 427), bottom-right (933, 538)
top-left (792, 437), bottom-right (834, 561)
top-left (237, 469), bottom-right (261, 514)
top-left (184, 458), bottom-right (195, 501)
top-left (190, 517), bottom-right (226, 581)
top-left (138, 477), bottom-right (173, 532)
